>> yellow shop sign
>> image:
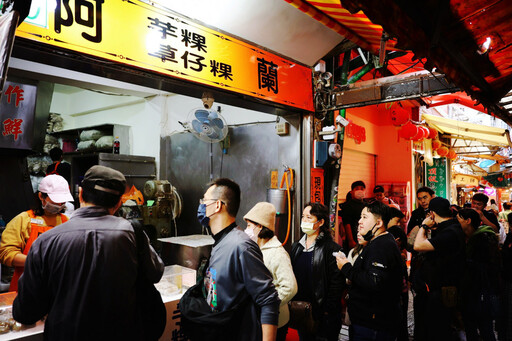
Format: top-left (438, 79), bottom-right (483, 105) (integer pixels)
top-left (17, 0), bottom-right (314, 111)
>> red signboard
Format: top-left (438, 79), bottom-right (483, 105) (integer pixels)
top-left (311, 168), bottom-right (324, 204)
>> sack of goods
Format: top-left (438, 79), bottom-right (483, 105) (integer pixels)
top-left (77, 129), bottom-right (114, 151)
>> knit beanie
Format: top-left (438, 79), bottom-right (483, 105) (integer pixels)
top-left (243, 202), bottom-right (276, 231)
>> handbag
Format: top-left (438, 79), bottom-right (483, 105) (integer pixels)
top-left (288, 301), bottom-right (318, 334)
top-left (132, 221), bottom-right (167, 341)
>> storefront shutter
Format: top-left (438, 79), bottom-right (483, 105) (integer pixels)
top-left (338, 149), bottom-right (376, 203)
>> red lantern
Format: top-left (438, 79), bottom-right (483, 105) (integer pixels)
top-left (448, 149), bottom-right (457, 160)
top-left (437, 146), bottom-right (449, 157)
top-left (420, 126), bottom-right (430, 139)
top-left (390, 110), bottom-right (409, 126)
top-left (428, 127), bottom-right (438, 139)
top-left (432, 140), bottom-right (442, 150)
top-left (412, 128), bottom-right (424, 141)
top-left (399, 121), bottom-right (418, 139)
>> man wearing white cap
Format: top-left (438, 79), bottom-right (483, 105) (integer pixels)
top-left (0, 174), bottom-right (73, 291)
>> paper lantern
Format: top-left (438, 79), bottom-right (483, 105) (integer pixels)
top-left (412, 126), bottom-right (429, 141)
top-left (428, 127), bottom-right (438, 139)
top-left (432, 139), bottom-right (442, 150)
top-left (437, 146), bottom-right (449, 157)
top-left (399, 121), bottom-right (418, 139)
top-left (420, 126), bottom-right (430, 139)
top-left (448, 149), bottom-right (457, 160)
top-left (390, 110), bottom-right (409, 126)
top-left (412, 128), bottom-right (424, 141)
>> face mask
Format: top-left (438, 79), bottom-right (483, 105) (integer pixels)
top-left (362, 223), bottom-right (378, 242)
top-left (245, 227), bottom-right (259, 242)
top-left (354, 190), bottom-right (365, 200)
top-left (301, 221), bottom-right (319, 235)
top-left (43, 201), bottom-right (64, 215)
top-left (197, 203), bottom-right (211, 227)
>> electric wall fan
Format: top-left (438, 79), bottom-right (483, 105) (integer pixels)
top-left (186, 108), bottom-right (228, 143)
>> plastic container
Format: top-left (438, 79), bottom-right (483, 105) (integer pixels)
top-left (154, 265), bottom-right (196, 298)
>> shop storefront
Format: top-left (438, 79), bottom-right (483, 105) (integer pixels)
top-left (0, 1), bottom-right (318, 338)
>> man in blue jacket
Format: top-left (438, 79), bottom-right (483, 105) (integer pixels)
top-left (197, 178), bottom-right (280, 341)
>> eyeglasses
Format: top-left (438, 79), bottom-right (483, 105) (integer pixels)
top-left (199, 198), bottom-right (219, 205)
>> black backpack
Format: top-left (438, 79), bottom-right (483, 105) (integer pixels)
top-left (131, 220), bottom-right (167, 341)
top-left (180, 282), bottom-right (250, 341)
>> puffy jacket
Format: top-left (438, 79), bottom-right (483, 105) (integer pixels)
top-left (290, 232), bottom-right (344, 319)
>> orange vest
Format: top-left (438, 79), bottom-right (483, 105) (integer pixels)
top-left (10, 210), bottom-right (68, 292)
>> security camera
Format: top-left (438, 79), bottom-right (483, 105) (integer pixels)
top-left (201, 92), bottom-right (214, 109)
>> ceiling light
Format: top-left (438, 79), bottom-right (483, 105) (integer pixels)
top-left (478, 37), bottom-right (492, 55)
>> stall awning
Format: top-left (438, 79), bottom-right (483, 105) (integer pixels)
top-left (423, 114), bottom-right (512, 148)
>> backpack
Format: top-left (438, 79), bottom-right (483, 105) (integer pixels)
top-left (131, 221), bottom-right (167, 340)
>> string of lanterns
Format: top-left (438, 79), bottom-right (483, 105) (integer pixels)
top-left (390, 110), bottom-right (457, 160)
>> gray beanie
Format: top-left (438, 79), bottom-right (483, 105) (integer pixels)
top-left (243, 202), bottom-right (276, 231)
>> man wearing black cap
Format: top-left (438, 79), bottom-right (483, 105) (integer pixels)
top-left (13, 165), bottom-right (165, 340)
top-left (413, 197), bottom-right (466, 341)
top-left (372, 185), bottom-right (396, 206)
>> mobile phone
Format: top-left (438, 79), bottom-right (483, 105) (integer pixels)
top-left (333, 251), bottom-right (346, 259)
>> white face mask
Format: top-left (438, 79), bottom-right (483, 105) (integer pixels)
top-left (245, 227), bottom-right (259, 242)
top-left (301, 221), bottom-right (319, 235)
top-left (354, 190), bottom-right (365, 200)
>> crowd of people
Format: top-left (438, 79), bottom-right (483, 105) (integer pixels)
top-left (2, 168), bottom-right (512, 341)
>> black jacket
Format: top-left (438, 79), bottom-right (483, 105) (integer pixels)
top-left (420, 219), bottom-right (466, 291)
top-left (407, 207), bottom-right (427, 234)
top-left (341, 233), bottom-right (403, 332)
top-left (13, 206), bottom-right (164, 341)
top-left (290, 232), bottom-right (344, 319)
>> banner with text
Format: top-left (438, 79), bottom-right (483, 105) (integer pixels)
top-left (15, 0), bottom-right (313, 111)
top-left (426, 158), bottom-right (447, 198)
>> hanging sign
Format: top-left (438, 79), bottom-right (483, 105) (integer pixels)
top-left (0, 80), bottom-right (37, 150)
top-left (453, 173), bottom-right (479, 186)
top-left (425, 158), bottom-right (447, 198)
top-left (14, 0), bottom-right (313, 111)
top-left (311, 168), bottom-right (324, 204)
top-left (484, 173), bottom-right (512, 188)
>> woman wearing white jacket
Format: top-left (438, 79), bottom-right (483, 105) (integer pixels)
top-left (244, 202), bottom-right (298, 341)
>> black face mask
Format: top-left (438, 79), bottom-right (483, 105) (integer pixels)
top-left (363, 223), bottom-right (378, 242)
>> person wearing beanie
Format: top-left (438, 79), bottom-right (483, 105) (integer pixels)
top-left (0, 174), bottom-right (73, 292)
top-left (413, 197), bottom-right (465, 340)
top-left (244, 202), bottom-right (297, 341)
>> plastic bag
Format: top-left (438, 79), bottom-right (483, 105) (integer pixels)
top-left (95, 135), bottom-right (114, 149)
top-left (122, 185), bottom-right (144, 205)
top-left (77, 140), bottom-right (96, 151)
top-left (80, 129), bottom-right (104, 141)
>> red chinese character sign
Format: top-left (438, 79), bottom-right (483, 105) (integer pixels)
top-left (15, 0), bottom-right (314, 111)
top-left (425, 158), bottom-right (447, 198)
top-left (311, 168), bottom-right (324, 205)
top-left (0, 81), bottom-right (37, 149)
